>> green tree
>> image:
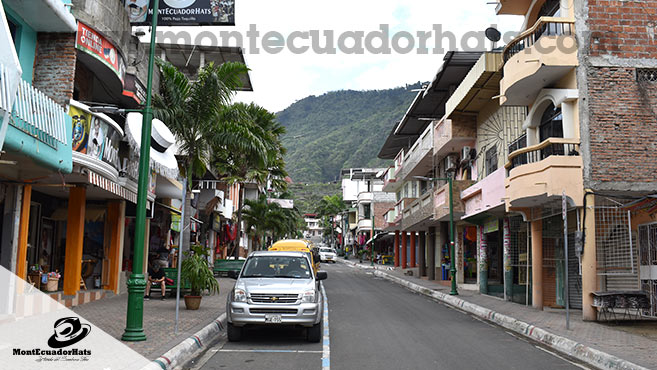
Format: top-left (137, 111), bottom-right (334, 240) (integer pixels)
top-left (153, 59), bottom-right (248, 257)
top-left (315, 194), bottom-right (346, 246)
top-left (212, 103), bottom-right (288, 257)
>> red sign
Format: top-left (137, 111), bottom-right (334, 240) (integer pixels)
top-left (75, 22), bottom-right (126, 85)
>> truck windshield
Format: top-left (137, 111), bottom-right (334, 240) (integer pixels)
top-left (241, 256), bottom-right (312, 279)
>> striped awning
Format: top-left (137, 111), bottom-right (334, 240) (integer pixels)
top-left (88, 170), bottom-right (151, 209)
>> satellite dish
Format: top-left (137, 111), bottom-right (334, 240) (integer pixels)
top-left (485, 27), bottom-right (502, 42)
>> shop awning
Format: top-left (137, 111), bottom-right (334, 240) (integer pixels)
top-left (157, 202), bottom-right (203, 224)
top-left (125, 113), bottom-right (179, 179)
top-left (366, 232), bottom-right (395, 245)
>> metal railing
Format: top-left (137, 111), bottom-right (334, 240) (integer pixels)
top-left (508, 133), bottom-right (528, 169)
top-left (503, 17), bottom-right (575, 63)
top-left (6, 77), bottom-right (69, 148)
top-left (506, 137), bottom-right (580, 172)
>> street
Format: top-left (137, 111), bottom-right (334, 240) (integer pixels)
top-left (191, 262), bottom-right (585, 370)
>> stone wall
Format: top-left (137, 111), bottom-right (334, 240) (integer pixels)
top-left (32, 33), bottom-right (76, 107)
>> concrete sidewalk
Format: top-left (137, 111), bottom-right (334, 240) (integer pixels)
top-left (72, 277), bottom-right (234, 363)
top-left (339, 258), bottom-right (657, 370)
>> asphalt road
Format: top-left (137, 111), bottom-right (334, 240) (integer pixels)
top-left (192, 262), bottom-right (584, 370)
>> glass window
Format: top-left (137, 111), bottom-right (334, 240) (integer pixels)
top-left (486, 146), bottom-right (498, 176)
top-left (538, 0), bottom-right (561, 18)
top-left (241, 255), bottom-right (311, 279)
top-left (539, 103), bottom-right (563, 142)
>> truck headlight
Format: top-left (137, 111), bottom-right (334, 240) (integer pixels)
top-left (301, 289), bottom-right (316, 303)
top-left (233, 288), bottom-right (247, 302)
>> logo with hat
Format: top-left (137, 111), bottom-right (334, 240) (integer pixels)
top-left (48, 317), bottom-right (91, 349)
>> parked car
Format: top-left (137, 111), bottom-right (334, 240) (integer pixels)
top-left (269, 239), bottom-right (320, 274)
top-left (318, 247), bottom-right (337, 263)
top-left (226, 251), bottom-right (328, 342)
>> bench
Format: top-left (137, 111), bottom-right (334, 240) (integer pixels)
top-left (213, 259), bottom-right (245, 277)
top-left (149, 268), bottom-right (191, 297)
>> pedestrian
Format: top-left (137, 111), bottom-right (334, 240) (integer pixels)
top-left (144, 261), bottom-right (166, 300)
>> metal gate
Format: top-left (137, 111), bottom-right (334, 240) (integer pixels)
top-left (638, 223), bottom-right (657, 317)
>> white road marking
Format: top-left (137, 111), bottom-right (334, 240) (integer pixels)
top-left (534, 345), bottom-right (591, 369)
top-left (321, 283), bottom-right (331, 370)
top-left (218, 349), bottom-right (323, 354)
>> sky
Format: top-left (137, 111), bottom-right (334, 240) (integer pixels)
top-left (155, 0), bottom-right (524, 113)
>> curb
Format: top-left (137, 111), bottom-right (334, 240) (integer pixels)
top-left (371, 270), bottom-right (648, 370)
top-left (141, 313), bottom-right (227, 370)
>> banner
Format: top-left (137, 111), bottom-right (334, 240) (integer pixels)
top-left (69, 103), bottom-right (122, 171)
top-left (70, 105), bottom-right (91, 154)
top-left (126, 0), bottom-right (235, 26)
top-left (75, 22), bottom-right (126, 85)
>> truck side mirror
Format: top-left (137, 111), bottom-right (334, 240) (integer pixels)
top-left (316, 271), bottom-right (328, 280)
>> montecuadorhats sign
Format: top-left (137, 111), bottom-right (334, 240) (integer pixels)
top-left (47, 317), bottom-right (91, 349)
top-left (126, 0), bottom-right (235, 26)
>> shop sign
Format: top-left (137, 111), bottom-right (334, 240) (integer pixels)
top-left (122, 74), bottom-right (147, 104)
top-left (483, 218), bottom-right (499, 234)
top-left (70, 105), bottom-right (122, 171)
top-left (126, 0), bottom-right (235, 26)
top-left (171, 213), bottom-right (181, 232)
top-left (212, 213), bottom-right (221, 232)
top-left (75, 22), bottom-right (126, 85)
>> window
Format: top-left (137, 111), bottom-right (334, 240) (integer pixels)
top-left (486, 146), bottom-right (498, 176)
top-left (539, 103), bottom-right (563, 142)
top-left (8, 18), bottom-right (18, 47)
top-left (538, 0), bottom-right (561, 17)
top-left (363, 204), bottom-right (371, 219)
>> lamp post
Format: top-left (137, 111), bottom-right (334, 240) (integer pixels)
top-left (121, 0), bottom-right (160, 342)
top-left (414, 175), bottom-right (457, 296)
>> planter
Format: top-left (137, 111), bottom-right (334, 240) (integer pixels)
top-left (46, 278), bottom-right (59, 292)
top-left (184, 295), bottom-right (202, 310)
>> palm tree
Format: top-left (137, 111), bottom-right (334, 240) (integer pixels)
top-left (153, 59), bottom-right (249, 257)
top-left (243, 194), bottom-right (301, 250)
top-left (212, 103), bottom-right (288, 257)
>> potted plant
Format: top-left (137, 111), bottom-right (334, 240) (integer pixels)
top-left (181, 245), bottom-right (220, 310)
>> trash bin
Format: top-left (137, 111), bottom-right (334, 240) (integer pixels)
top-left (441, 264), bottom-right (449, 280)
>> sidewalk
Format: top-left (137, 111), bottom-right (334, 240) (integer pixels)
top-left (339, 258), bottom-right (657, 370)
top-left (72, 277), bottom-right (234, 361)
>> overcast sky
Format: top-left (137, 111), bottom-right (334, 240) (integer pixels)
top-left (156, 0), bottom-right (523, 112)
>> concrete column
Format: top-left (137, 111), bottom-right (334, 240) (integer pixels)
top-left (479, 225), bottom-right (488, 294)
top-left (63, 186), bottom-right (86, 296)
top-left (401, 231), bottom-right (407, 269)
top-left (106, 201), bottom-right (125, 294)
top-left (503, 218), bottom-right (513, 301)
top-left (410, 232), bottom-right (416, 268)
top-left (531, 218), bottom-right (543, 310)
top-left (582, 195), bottom-right (597, 321)
top-left (16, 185), bottom-right (32, 280)
top-left (427, 227), bottom-right (436, 280)
top-left (394, 230), bottom-right (400, 267)
top-left (418, 231), bottom-right (426, 277)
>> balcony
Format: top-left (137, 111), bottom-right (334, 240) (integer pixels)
top-left (401, 190), bottom-right (434, 231)
top-left (505, 138), bottom-right (583, 208)
top-left (501, 17), bottom-right (577, 106)
top-left (433, 180), bottom-right (474, 221)
top-left (433, 116), bottom-right (476, 158)
top-left (357, 218), bottom-right (373, 231)
top-left (357, 192), bottom-right (373, 203)
top-left (382, 166), bottom-right (399, 193)
top-left (396, 123), bottom-right (433, 182)
top-left (1, 67), bottom-right (72, 173)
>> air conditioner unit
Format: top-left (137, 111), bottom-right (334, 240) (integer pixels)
top-left (445, 154), bottom-right (458, 172)
top-left (460, 146), bottom-right (472, 164)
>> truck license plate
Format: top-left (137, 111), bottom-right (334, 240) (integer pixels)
top-left (265, 314), bottom-right (282, 323)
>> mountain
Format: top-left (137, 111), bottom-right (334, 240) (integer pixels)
top-left (277, 83), bottom-right (423, 183)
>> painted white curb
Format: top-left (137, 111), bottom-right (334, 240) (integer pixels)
top-left (141, 313), bottom-right (227, 370)
top-left (372, 270), bottom-right (648, 370)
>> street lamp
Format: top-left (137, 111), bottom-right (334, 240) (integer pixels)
top-left (121, 0), bottom-right (161, 342)
top-left (413, 175), bottom-right (458, 296)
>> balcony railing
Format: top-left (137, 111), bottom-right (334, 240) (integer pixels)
top-left (397, 123), bottom-right (433, 181)
top-left (4, 74), bottom-right (69, 149)
top-left (506, 137), bottom-right (580, 172)
top-left (503, 17), bottom-right (575, 63)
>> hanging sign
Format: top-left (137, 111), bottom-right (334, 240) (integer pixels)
top-left (126, 0), bottom-right (235, 26)
top-left (483, 218), bottom-right (499, 234)
top-left (75, 22), bottom-right (126, 85)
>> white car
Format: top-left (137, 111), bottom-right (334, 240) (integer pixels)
top-left (318, 247), bottom-right (337, 263)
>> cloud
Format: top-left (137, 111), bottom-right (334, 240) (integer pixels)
top-left (157, 0), bottom-right (523, 112)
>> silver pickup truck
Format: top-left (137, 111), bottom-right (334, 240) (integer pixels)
top-left (226, 250), bottom-right (328, 342)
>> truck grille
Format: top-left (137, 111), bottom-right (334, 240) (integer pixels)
top-left (250, 308), bottom-right (298, 314)
top-left (250, 293), bottom-right (299, 304)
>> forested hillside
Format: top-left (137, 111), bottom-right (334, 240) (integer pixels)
top-left (277, 83), bottom-right (422, 183)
